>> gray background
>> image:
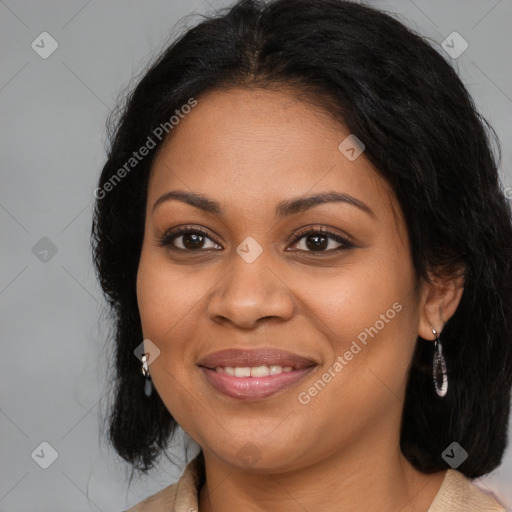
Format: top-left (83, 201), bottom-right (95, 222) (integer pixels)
top-left (1, 0), bottom-right (511, 510)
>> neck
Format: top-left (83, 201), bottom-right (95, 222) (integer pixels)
top-left (197, 431), bottom-right (447, 512)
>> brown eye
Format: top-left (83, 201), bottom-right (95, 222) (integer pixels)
top-left (177, 232), bottom-right (207, 250)
top-left (159, 227), bottom-right (222, 251)
top-left (289, 228), bottom-right (354, 253)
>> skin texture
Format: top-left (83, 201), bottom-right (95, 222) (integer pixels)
top-left (136, 86), bottom-right (464, 512)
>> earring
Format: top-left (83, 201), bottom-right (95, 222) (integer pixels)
top-left (432, 327), bottom-right (448, 397)
top-left (141, 353), bottom-right (153, 397)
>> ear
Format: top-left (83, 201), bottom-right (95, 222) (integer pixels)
top-left (417, 266), bottom-right (465, 341)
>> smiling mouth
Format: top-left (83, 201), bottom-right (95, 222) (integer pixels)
top-left (197, 347), bottom-right (318, 400)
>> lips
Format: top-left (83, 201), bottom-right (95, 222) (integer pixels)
top-left (197, 347), bottom-right (317, 370)
top-left (197, 347), bottom-right (319, 400)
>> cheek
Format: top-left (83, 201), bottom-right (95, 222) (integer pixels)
top-left (135, 252), bottom-right (210, 426)
top-left (136, 256), bottom-right (198, 397)
top-left (136, 249), bottom-right (205, 341)
top-left (297, 254), bottom-right (410, 343)
top-left (298, 248), bottom-right (417, 393)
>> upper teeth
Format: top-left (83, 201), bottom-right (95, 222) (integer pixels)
top-left (215, 365), bottom-right (293, 377)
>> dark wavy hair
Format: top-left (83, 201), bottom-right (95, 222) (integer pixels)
top-left (91, 0), bottom-right (512, 481)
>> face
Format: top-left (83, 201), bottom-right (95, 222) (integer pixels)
top-left (136, 86), bottom-right (422, 473)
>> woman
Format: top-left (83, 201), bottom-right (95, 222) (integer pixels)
top-left (91, 0), bottom-right (512, 510)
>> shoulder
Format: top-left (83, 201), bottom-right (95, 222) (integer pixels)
top-left (124, 482), bottom-right (179, 512)
top-left (124, 453), bottom-right (204, 512)
top-left (429, 469), bottom-right (506, 512)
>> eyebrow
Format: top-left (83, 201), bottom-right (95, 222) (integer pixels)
top-left (152, 190), bottom-right (376, 219)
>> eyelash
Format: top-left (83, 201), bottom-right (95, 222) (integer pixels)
top-left (157, 225), bottom-right (355, 254)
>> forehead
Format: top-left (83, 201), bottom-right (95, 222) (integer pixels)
top-left (148, 86), bottom-right (396, 224)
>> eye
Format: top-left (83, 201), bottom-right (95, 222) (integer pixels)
top-left (158, 226), bottom-right (222, 251)
top-left (288, 227), bottom-right (354, 253)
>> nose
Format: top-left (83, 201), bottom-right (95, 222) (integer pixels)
top-left (207, 251), bottom-right (295, 330)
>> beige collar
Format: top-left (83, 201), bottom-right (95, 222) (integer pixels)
top-left (127, 452), bottom-right (506, 511)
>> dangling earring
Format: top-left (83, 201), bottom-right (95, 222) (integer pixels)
top-left (432, 327), bottom-right (448, 397)
top-left (141, 353), bottom-right (153, 397)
